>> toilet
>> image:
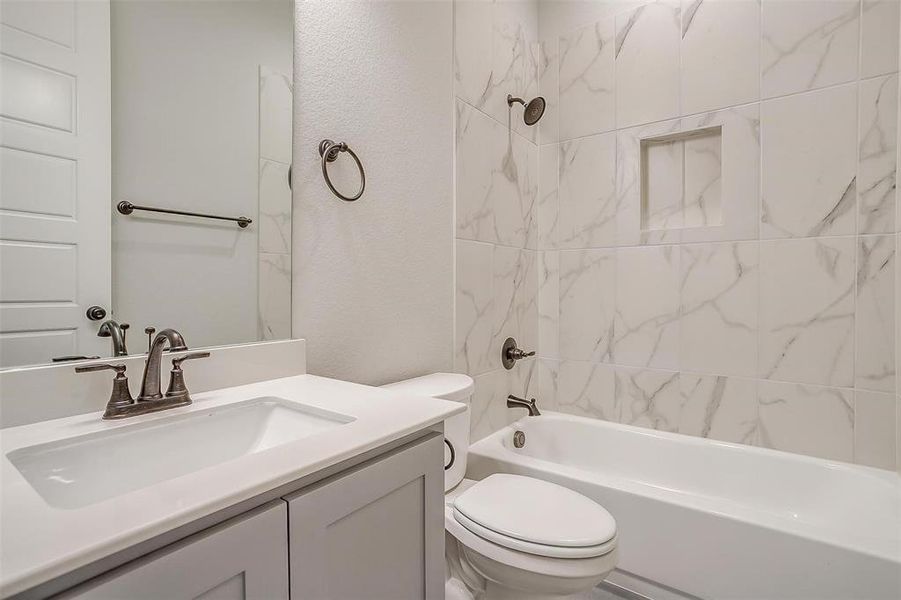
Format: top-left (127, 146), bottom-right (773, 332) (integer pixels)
top-left (382, 373), bottom-right (618, 600)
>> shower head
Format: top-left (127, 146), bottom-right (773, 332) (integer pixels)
top-left (507, 94), bottom-right (546, 126)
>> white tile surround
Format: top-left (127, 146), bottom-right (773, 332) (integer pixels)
top-left (454, 0), bottom-right (901, 471)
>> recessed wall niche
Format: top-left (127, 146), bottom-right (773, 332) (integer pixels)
top-left (640, 126), bottom-right (723, 231)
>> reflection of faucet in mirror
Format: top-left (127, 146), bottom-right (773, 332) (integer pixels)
top-left (97, 320), bottom-right (130, 357)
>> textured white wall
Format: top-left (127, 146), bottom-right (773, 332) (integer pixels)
top-left (292, 1), bottom-right (454, 385)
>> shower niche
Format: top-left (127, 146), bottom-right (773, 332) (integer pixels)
top-left (640, 126), bottom-right (723, 232)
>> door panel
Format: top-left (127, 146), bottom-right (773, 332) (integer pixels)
top-left (0, 0), bottom-right (111, 367)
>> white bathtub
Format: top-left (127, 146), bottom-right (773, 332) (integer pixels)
top-left (467, 412), bottom-right (901, 600)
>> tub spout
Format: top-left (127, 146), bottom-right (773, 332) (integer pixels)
top-left (507, 395), bottom-right (541, 416)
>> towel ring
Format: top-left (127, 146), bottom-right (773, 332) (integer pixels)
top-left (319, 139), bottom-right (365, 202)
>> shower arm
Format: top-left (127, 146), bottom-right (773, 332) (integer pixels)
top-left (507, 95), bottom-right (525, 107)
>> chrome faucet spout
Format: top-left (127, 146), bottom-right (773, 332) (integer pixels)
top-left (138, 328), bottom-right (187, 401)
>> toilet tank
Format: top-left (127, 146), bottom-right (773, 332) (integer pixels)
top-left (381, 373), bottom-right (473, 491)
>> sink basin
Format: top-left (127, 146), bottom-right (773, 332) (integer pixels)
top-left (6, 397), bottom-right (354, 509)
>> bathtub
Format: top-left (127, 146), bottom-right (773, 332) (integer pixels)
top-left (466, 412), bottom-right (901, 600)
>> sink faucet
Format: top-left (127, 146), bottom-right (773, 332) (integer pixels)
top-left (138, 328), bottom-right (188, 401)
top-left (97, 320), bottom-right (129, 356)
top-left (76, 327), bottom-right (210, 419)
top-left (507, 395), bottom-right (541, 416)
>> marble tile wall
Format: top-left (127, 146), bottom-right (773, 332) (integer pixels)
top-left (455, 1), bottom-right (540, 439)
top-left (455, 0), bottom-right (901, 471)
top-left (258, 66), bottom-right (293, 340)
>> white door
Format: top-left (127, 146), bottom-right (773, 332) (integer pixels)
top-left (0, 0), bottom-right (111, 367)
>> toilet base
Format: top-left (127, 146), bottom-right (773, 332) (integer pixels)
top-left (446, 528), bottom-right (617, 600)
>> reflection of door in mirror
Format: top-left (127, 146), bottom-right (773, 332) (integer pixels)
top-left (0, 0), bottom-right (112, 368)
top-left (0, 0), bottom-right (294, 369)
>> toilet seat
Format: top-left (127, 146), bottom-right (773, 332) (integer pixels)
top-left (445, 506), bottom-right (618, 582)
top-left (453, 508), bottom-right (616, 559)
top-left (452, 474), bottom-right (617, 559)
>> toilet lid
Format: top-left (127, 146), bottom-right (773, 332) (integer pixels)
top-left (453, 474), bottom-right (616, 549)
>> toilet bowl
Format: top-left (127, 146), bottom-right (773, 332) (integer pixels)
top-left (382, 374), bottom-right (618, 600)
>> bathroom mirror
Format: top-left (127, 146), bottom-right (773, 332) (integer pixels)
top-left (0, 0), bottom-right (294, 368)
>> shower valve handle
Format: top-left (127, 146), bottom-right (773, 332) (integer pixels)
top-left (502, 337), bottom-right (535, 370)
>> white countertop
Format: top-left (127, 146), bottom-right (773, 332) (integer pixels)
top-left (0, 374), bottom-right (465, 597)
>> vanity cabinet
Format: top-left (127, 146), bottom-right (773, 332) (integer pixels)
top-left (49, 433), bottom-right (443, 600)
top-left (60, 502), bottom-right (289, 600)
top-left (286, 432), bottom-right (445, 599)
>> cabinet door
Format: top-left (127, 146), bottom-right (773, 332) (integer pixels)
top-left (286, 433), bottom-right (444, 600)
top-left (61, 501), bottom-right (288, 600)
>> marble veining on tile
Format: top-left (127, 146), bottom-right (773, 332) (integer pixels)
top-left (454, 0), bottom-right (538, 130)
top-left (761, 85), bottom-right (857, 239)
top-left (493, 246), bottom-right (538, 360)
top-left (258, 159), bottom-right (292, 255)
top-left (538, 143), bottom-right (559, 249)
top-left (258, 252), bottom-right (291, 341)
top-left (681, 130), bottom-right (723, 228)
top-left (760, 0), bottom-right (859, 99)
top-left (641, 135), bottom-right (686, 232)
top-left (679, 374), bottom-right (759, 444)
top-left (758, 381), bottom-right (854, 462)
top-left (455, 100), bottom-right (537, 248)
top-left (614, 245), bottom-right (681, 369)
top-left (680, 0), bottom-right (760, 115)
top-left (558, 17), bottom-right (615, 140)
top-left (455, 240), bottom-right (495, 376)
top-left (616, 119), bottom-right (683, 246)
top-left (858, 74), bottom-right (898, 235)
top-left (558, 133), bottom-right (617, 248)
top-left (471, 358), bottom-right (539, 440)
top-left (512, 40), bottom-right (540, 144)
top-left (559, 249), bottom-right (615, 362)
top-left (616, 366), bottom-right (683, 431)
top-left (759, 238), bottom-right (854, 387)
top-left (681, 105), bottom-right (760, 243)
top-left (454, 0), bottom-right (901, 469)
top-left (538, 39), bottom-right (559, 144)
top-left (538, 250), bottom-right (559, 359)
top-left (259, 66), bottom-right (293, 164)
top-left (860, 0), bottom-right (901, 79)
top-left (615, 0), bottom-right (681, 128)
top-left (854, 389), bottom-right (898, 469)
top-left (681, 242), bottom-right (758, 378)
top-left (556, 361), bottom-right (619, 421)
top-left (856, 235), bottom-right (895, 392)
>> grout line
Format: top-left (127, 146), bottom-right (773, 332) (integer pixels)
top-left (852, 0), bottom-right (864, 441)
top-left (458, 232), bottom-right (896, 255)
top-left (454, 96), bottom-right (539, 149)
top-left (755, 0), bottom-right (764, 447)
top-left (545, 73), bottom-right (898, 148)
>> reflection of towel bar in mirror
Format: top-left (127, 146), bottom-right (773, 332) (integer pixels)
top-left (116, 201), bottom-right (252, 228)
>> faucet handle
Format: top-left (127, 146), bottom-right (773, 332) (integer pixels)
top-left (75, 363), bottom-right (134, 418)
top-left (171, 352), bottom-right (210, 369)
top-left (75, 363), bottom-right (127, 376)
top-left (501, 337), bottom-right (536, 369)
top-left (165, 352), bottom-right (210, 402)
